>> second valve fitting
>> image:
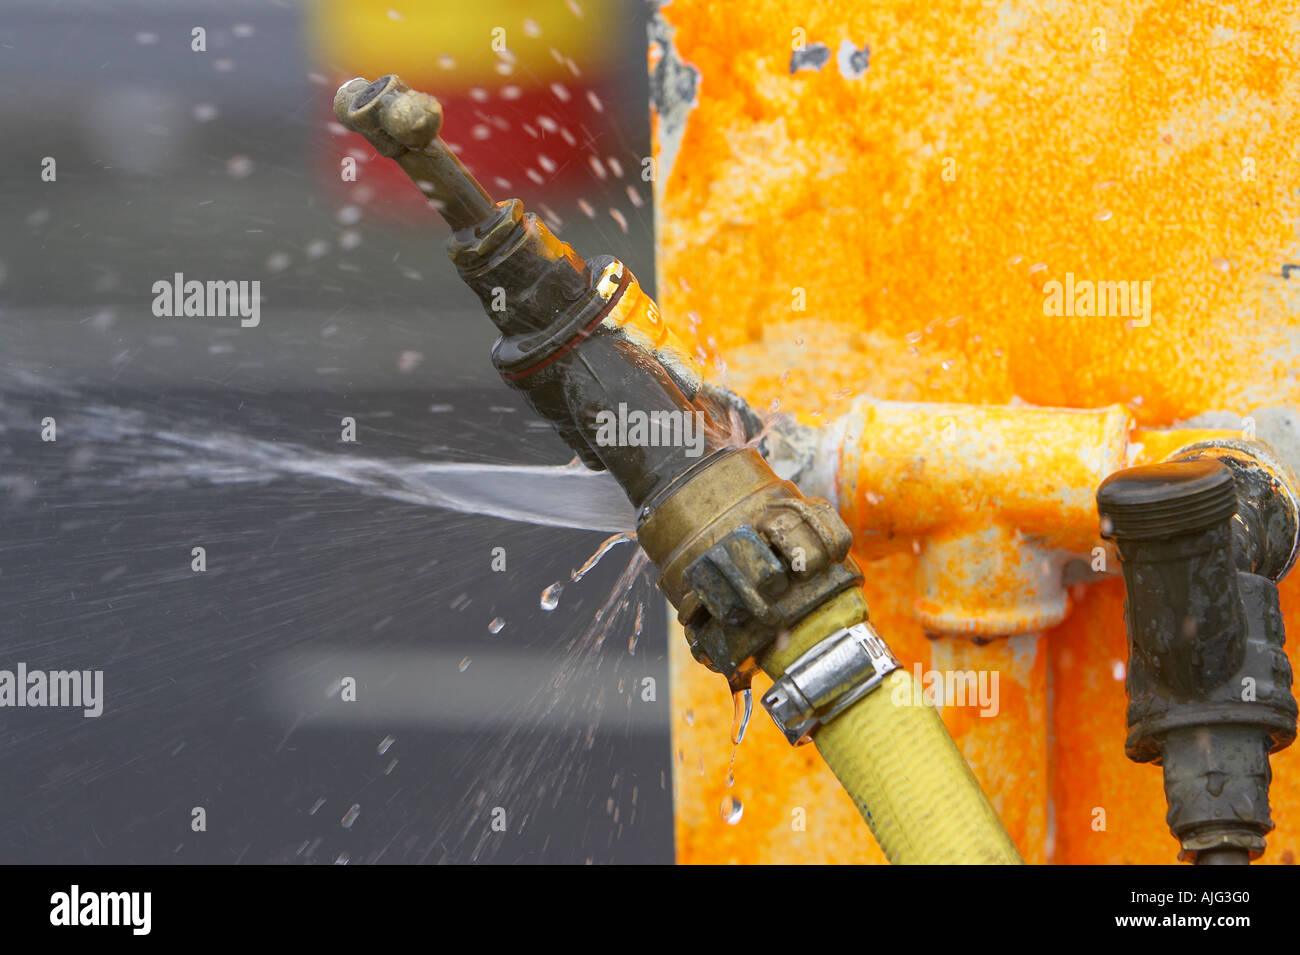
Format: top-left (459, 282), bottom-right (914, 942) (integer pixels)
top-left (1098, 443), bottom-right (1299, 863)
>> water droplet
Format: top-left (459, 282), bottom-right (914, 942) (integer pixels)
top-left (720, 794), bottom-right (744, 825)
top-left (684, 709), bottom-right (695, 727)
top-left (458, 657), bottom-right (471, 672)
top-left (488, 616), bottom-right (506, 634)
top-left (334, 851), bottom-right (350, 864)
top-left (1095, 209), bottom-right (1113, 222)
top-left (731, 687), bottom-right (753, 745)
top-left (377, 735), bottom-right (395, 755)
top-left (340, 804), bottom-right (361, 829)
top-left (540, 581), bottom-right (564, 610)
top-left (629, 602), bottom-right (644, 654)
top-left (226, 155), bottom-right (253, 179)
top-left (571, 532), bottom-right (633, 582)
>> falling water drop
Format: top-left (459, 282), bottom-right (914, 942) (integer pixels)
top-left (377, 735), bottom-right (395, 755)
top-left (540, 581), bottom-right (564, 611)
top-left (571, 532), bottom-right (634, 582)
top-left (458, 657), bottom-right (472, 672)
top-left (340, 804), bottom-right (361, 829)
top-left (629, 602), bottom-right (644, 654)
top-left (488, 617), bottom-right (506, 634)
top-left (720, 794), bottom-right (744, 825)
top-left (731, 687), bottom-right (753, 745)
top-left (719, 685), bottom-right (753, 816)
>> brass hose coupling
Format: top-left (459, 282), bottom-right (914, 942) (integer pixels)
top-left (636, 447), bottom-right (866, 695)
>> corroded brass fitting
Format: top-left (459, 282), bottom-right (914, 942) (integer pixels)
top-left (334, 74), bottom-right (494, 230)
top-left (334, 74), bottom-right (444, 154)
top-left (637, 447), bottom-right (863, 686)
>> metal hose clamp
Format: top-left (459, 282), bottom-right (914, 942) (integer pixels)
top-left (762, 622), bottom-right (901, 745)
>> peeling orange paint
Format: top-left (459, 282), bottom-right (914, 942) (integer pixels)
top-left (657, 0), bottom-right (1300, 865)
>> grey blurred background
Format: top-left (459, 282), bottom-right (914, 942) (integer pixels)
top-left (0, 0), bottom-right (673, 863)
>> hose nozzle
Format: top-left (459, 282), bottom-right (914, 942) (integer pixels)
top-left (334, 73), bottom-right (495, 230)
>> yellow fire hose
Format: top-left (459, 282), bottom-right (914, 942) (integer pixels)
top-left (760, 588), bottom-right (1023, 864)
